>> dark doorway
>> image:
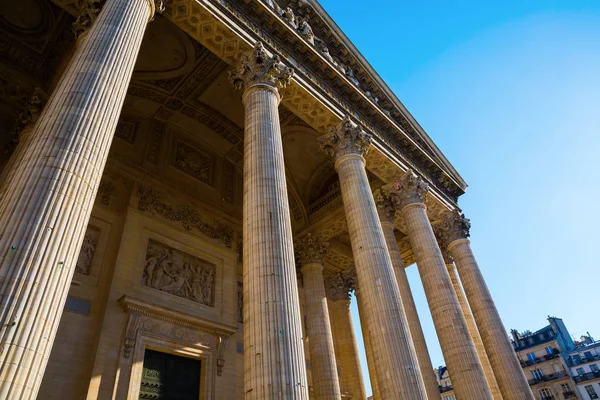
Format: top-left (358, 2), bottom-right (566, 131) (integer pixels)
top-left (139, 349), bottom-right (201, 400)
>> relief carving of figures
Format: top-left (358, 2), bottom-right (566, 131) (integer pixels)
top-left (75, 227), bottom-right (100, 275)
top-left (296, 16), bottom-right (315, 45)
top-left (143, 240), bottom-right (216, 307)
top-left (282, 7), bottom-right (298, 28)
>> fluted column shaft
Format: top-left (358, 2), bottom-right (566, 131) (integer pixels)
top-left (447, 262), bottom-right (502, 399)
top-left (328, 299), bottom-right (366, 400)
top-left (241, 84), bottom-right (308, 398)
top-left (0, 1), bottom-right (154, 398)
top-left (379, 219), bottom-right (440, 400)
top-left (319, 117), bottom-right (426, 399)
top-left (301, 264), bottom-right (341, 400)
top-left (355, 290), bottom-right (381, 400)
top-left (449, 239), bottom-right (533, 400)
top-left (400, 203), bottom-right (493, 399)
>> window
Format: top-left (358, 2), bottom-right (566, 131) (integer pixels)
top-left (591, 364), bottom-right (600, 372)
top-left (539, 388), bottom-right (554, 399)
top-left (577, 368), bottom-right (585, 375)
top-left (560, 383), bottom-right (571, 391)
top-left (527, 352), bottom-right (536, 363)
top-left (585, 385), bottom-right (599, 399)
top-left (532, 369), bottom-right (544, 380)
top-left (545, 346), bottom-right (554, 355)
top-left (443, 395), bottom-right (456, 400)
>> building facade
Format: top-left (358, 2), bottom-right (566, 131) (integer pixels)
top-left (435, 366), bottom-right (456, 400)
top-left (512, 317), bottom-right (579, 400)
top-left (567, 338), bottom-right (600, 399)
top-left (0, 0), bottom-right (534, 399)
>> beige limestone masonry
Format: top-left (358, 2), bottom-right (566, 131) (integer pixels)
top-left (328, 298), bottom-right (367, 400)
top-left (375, 190), bottom-right (441, 400)
top-left (449, 235), bottom-right (534, 400)
top-left (387, 171), bottom-right (493, 399)
top-left (355, 289), bottom-right (381, 400)
top-left (230, 43), bottom-right (309, 399)
top-left (446, 261), bottom-right (503, 400)
top-left (0, 0), bottom-right (156, 398)
top-left (297, 234), bottom-right (342, 400)
top-left (319, 117), bottom-right (427, 399)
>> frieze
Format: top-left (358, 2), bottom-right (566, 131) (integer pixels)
top-left (137, 185), bottom-right (234, 248)
top-left (143, 239), bottom-right (216, 306)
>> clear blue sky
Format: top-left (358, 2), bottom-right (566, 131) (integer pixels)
top-left (317, 1), bottom-right (600, 395)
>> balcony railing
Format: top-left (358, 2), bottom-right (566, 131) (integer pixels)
top-left (563, 390), bottom-right (577, 399)
top-left (308, 187), bottom-right (341, 214)
top-left (574, 370), bottom-right (600, 383)
top-left (568, 353), bottom-right (600, 366)
top-left (439, 385), bottom-right (453, 393)
top-left (520, 353), bottom-right (560, 367)
top-left (528, 371), bottom-right (569, 386)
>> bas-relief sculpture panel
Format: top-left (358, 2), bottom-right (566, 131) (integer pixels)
top-left (143, 239), bottom-right (216, 307)
top-left (75, 225), bottom-right (100, 276)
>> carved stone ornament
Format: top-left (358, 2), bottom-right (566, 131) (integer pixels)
top-left (228, 42), bottom-right (294, 92)
top-left (137, 186), bottom-right (233, 248)
top-left (5, 89), bottom-right (43, 155)
top-left (295, 233), bottom-right (328, 266)
top-left (142, 240), bottom-right (216, 306)
top-left (383, 170), bottom-right (430, 210)
top-left (72, 0), bottom-right (103, 39)
top-left (434, 227), bottom-right (455, 265)
top-left (438, 210), bottom-right (471, 245)
top-left (318, 116), bottom-right (372, 160)
top-left (325, 268), bottom-right (356, 301)
top-left (75, 226), bottom-right (100, 275)
top-left (373, 189), bottom-right (396, 223)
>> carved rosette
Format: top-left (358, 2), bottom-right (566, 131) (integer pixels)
top-left (374, 189), bottom-right (396, 223)
top-left (383, 170), bottom-right (430, 210)
top-left (325, 268), bottom-right (356, 301)
top-left (296, 233), bottom-right (328, 266)
top-left (318, 116), bottom-right (372, 161)
top-left (438, 210), bottom-right (471, 245)
top-left (228, 42), bottom-right (294, 93)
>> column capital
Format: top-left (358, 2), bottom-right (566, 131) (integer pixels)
top-left (438, 210), bottom-right (471, 246)
top-left (228, 42), bottom-right (294, 96)
top-left (296, 233), bottom-right (328, 266)
top-left (383, 170), bottom-right (429, 211)
top-left (318, 116), bottom-right (372, 161)
top-left (325, 268), bottom-right (356, 301)
top-left (374, 189), bottom-right (396, 223)
top-left (5, 89), bottom-right (44, 156)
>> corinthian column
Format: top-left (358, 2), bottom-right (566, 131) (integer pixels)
top-left (296, 234), bottom-right (341, 400)
top-left (318, 117), bottom-right (426, 400)
top-left (229, 42), bottom-right (308, 399)
top-left (354, 286), bottom-right (381, 400)
top-left (374, 190), bottom-right (440, 400)
top-left (326, 271), bottom-right (366, 400)
top-left (441, 212), bottom-right (534, 400)
top-left (0, 1), bottom-right (160, 398)
top-left (437, 240), bottom-right (502, 400)
top-left (385, 171), bottom-right (493, 399)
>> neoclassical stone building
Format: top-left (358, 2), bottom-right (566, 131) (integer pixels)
top-left (0, 0), bottom-right (534, 399)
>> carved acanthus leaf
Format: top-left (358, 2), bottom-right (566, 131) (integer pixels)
top-left (318, 116), bottom-right (372, 160)
top-left (383, 170), bottom-right (430, 210)
top-left (295, 233), bottom-right (328, 265)
top-left (325, 268), bottom-right (356, 301)
top-left (5, 89), bottom-right (44, 155)
top-left (72, 0), bottom-right (103, 39)
top-left (437, 210), bottom-right (471, 246)
top-left (374, 189), bottom-right (396, 223)
top-left (228, 42), bottom-right (294, 92)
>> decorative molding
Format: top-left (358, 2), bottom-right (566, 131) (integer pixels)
top-left (228, 42), bottom-right (294, 92)
top-left (383, 170), bottom-right (429, 210)
top-left (75, 226), bottom-right (100, 276)
top-left (373, 189), bottom-right (395, 223)
top-left (137, 185), bottom-right (233, 248)
top-left (118, 295), bottom-right (236, 361)
top-left (114, 119), bottom-right (138, 144)
top-left (295, 233), bottom-right (328, 266)
top-left (142, 239), bottom-right (216, 306)
top-left (325, 268), bottom-right (356, 301)
top-left (318, 115), bottom-right (372, 160)
top-left (173, 140), bottom-right (214, 185)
